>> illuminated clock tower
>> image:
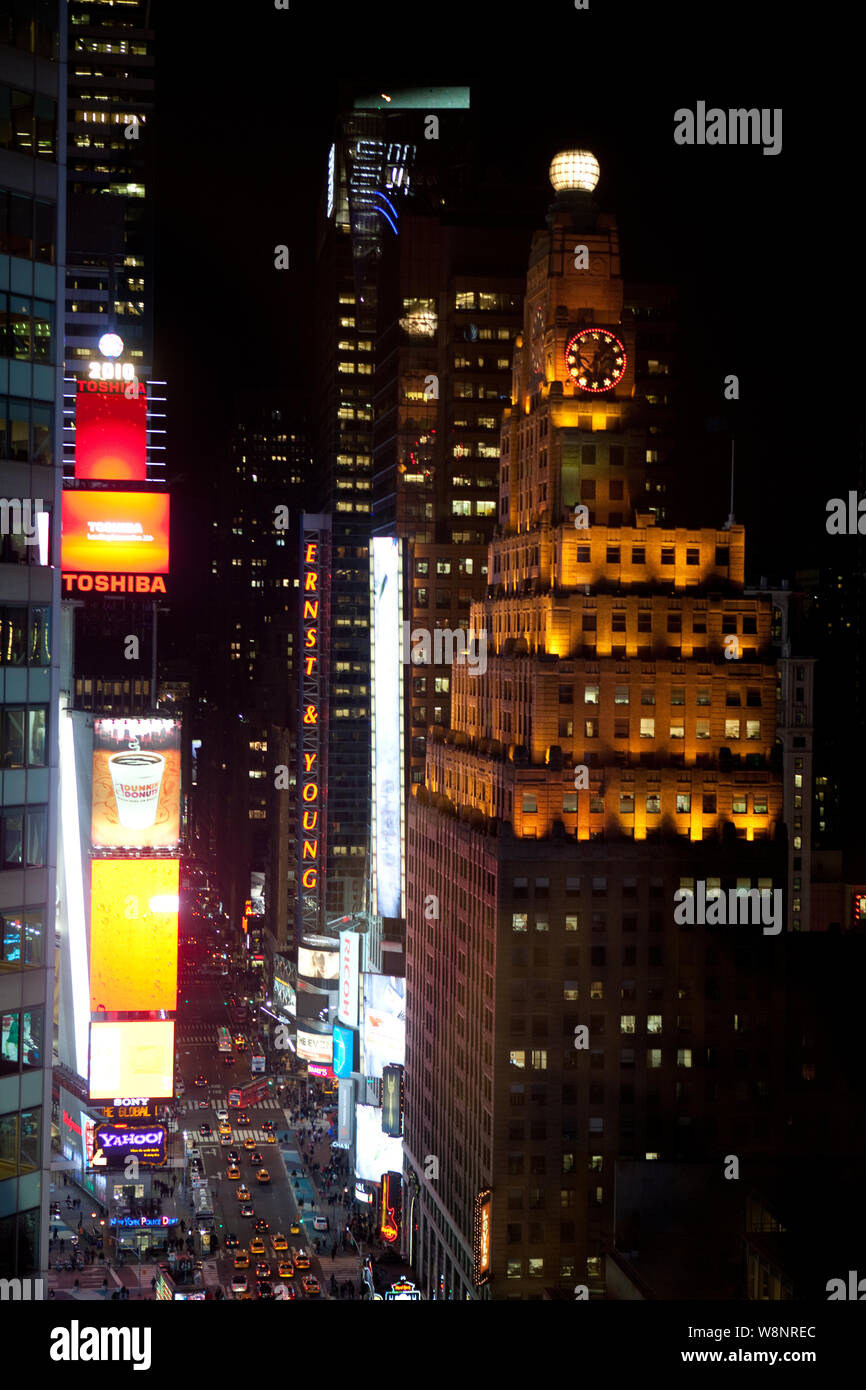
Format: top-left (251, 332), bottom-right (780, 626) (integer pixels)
top-left (404, 151), bottom-right (789, 1301)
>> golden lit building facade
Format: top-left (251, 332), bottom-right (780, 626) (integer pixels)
top-left (404, 152), bottom-right (790, 1300)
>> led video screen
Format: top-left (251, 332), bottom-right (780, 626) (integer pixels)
top-left (89, 1020), bottom-right (175, 1101)
top-left (362, 974), bottom-right (406, 1079)
top-left (298, 946), bottom-right (339, 980)
top-left (91, 717), bottom-right (181, 850)
top-left (355, 1102), bottom-right (404, 1183)
top-left (61, 490), bottom-right (170, 574)
top-left (75, 381), bottom-right (147, 481)
top-left (89, 858), bottom-right (179, 1012)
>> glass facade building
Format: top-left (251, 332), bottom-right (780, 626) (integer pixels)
top-left (0, 0), bottom-right (65, 1277)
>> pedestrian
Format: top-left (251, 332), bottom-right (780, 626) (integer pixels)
top-left (73, 1279), bottom-right (79, 1292)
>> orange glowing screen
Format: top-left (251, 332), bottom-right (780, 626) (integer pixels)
top-left (89, 1020), bottom-right (175, 1101)
top-left (89, 858), bottom-right (179, 1012)
top-left (61, 491), bottom-right (170, 574)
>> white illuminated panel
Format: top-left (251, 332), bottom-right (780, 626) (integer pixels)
top-left (370, 537), bottom-right (404, 918)
top-left (355, 1102), bottom-right (404, 1183)
top-left (362, 974), bottom-right (405, 1079)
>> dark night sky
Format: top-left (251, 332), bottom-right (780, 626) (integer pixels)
top-left (150, 4), bottom-right (858, 607)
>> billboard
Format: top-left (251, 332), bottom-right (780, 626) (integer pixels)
top-left (89, 858), bottom-right (179, 1012)
top-left (381, 1063), bottom-right (404, 1137)
top-left (273, 954), bottom-right (296, 1015)
top-left (354, 1102), bottom-right (404, 1183)
top-left (88, 1020), bottom-right (174, 1101)
top-left (474, 1190), bottom-right (493, 1286)
top-left (362, 975), bottom-right (406, 1079)
top-left (298, 946), bottom-right (339, 981)
top-left (296, 1029), bottom-right (333, 1065)
top-left (74, 378), bottom-right (147, 480)
top-left (91, 717), bottom-right (181, 849)
top-left (92, 1123), bottom-right (167, 1169)
top-left (332, 1023), bottom-right (357, 1080)
top-left (370, 536), bottom-right (404, 918)
top-left (338, 929), bottom-right (359, 1027)
top-left (61, 489), bottom-right (169, 577)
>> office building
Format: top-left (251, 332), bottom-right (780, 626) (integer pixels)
top-left (0, 0), bottom-right (66, 1277)
top-left (403, 150), bottom-right (797, 1299)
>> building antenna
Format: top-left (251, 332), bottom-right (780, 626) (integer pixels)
top-left (726, 438), bottom-right (736, 527)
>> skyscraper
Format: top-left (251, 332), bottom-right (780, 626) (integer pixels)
top-left (65, 0), bottom-right (154, 379)
top-left (0, 0), bottom-right (66, 1277)
top-left (404, 151), bottom-right (796, 1299)
top-left (314, 87), bottom-right (471, 921)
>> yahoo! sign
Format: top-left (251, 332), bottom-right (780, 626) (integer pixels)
top-left (93, 1124), bottom-right (166, 1168)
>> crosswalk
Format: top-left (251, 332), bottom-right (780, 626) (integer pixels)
top-left (186, 1129), bottom-right (277, 1147)
top-left (178, 1095), bottom-right (286, 1117)
top-left (175, 1025), bottom-right (218, 1046)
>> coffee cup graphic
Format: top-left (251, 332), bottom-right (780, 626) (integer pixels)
top-left (108, 751), bottom-right (165, 830)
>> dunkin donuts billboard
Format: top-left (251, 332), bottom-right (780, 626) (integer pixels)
top-left (91, 717), bottom-right (181, 849)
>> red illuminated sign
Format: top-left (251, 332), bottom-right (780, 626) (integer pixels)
top-left (75, 378), bottom-right (147, 480)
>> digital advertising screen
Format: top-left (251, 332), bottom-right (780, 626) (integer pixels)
top-left (370, 537), bottom-right (404, 919)
top-left (298, 946), bottom-right (339, 981)
top-left (89, 858), bottom-right (179, 1012)
top-left (296, 1029), bottom-right (333, 1065)
top-left (362, 974), bottom-right (406, 1079)
top-left (381, 1063), bottom-right (404, 1137)
top-left (88, 1020), bottom-right (175, 1101)
top-left (61, 489), bottom-right (170, 574)
top-left (354, 1102), bottom-right (404, 1183)
top-left (92, 1123), bottom-right (167, 1169)
top-left (332, 1023), bottom-right (357, 1079)
top-left (91, 717), bottom-right (181, 850)
top-left (74, 379), bottom-right (147, 481)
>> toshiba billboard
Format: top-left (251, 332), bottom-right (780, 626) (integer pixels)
top-left (61, 490), bottom-right (169, 591)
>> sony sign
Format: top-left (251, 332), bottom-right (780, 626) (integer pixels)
top-left (339, 930), bottom-right (359, 1027)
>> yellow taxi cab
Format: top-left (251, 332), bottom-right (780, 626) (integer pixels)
top-left (277, 1259), bottom-right (294, 1280)
top-left (291, 1246), bottom-right (311, 1270)
top-left (227, 1163), bottom-right (241, 1180)
top-left (271, 1233), bottom-right (288, 1252)
top-left (218, 1123), bottom-right (231, 1138)
top-left (243, 1137), bottom-right (256, 1150)
top-left (233, 1249), bottom-right (250, 1270)
top-left (265, 1131), bottom-right (276, 1143)
top-left (289, 1221), bottom-right (301, 1237)
top-left (256, 1168), bottom-right (270, 1184)
top-left (236, 1184), bottom-right (251, 1202)
top-left (250, 1236), bottom-right (266, 1256)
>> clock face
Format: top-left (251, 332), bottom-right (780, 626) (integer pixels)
top-left (564, 328), bottom-right (627, 392)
